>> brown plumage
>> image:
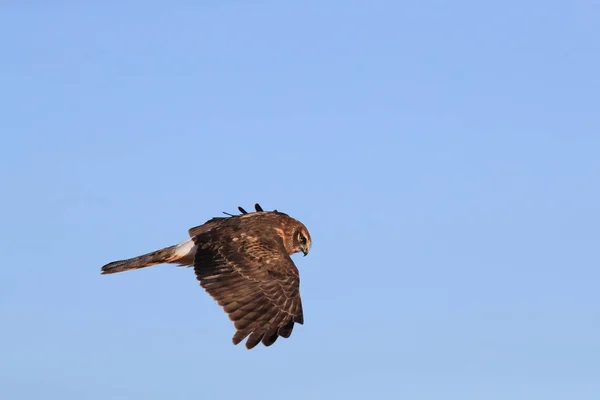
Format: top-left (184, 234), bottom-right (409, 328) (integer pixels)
top-left (101, 203), bottom-right (312, 349)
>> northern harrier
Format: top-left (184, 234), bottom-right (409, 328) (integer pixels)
top-left (101, 204), bottom-right (311, 349)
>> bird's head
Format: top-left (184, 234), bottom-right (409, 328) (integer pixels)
top-left (285, 222), bottom-right (311, 257)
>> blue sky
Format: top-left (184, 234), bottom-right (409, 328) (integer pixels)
top-left (1, 1), bottom-right (599, 399)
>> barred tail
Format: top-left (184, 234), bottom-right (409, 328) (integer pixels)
top-left (101, 240), bottom-right (195, 275)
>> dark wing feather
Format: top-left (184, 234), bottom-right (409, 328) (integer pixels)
top-left (193, 229), bottom-right (303, 349)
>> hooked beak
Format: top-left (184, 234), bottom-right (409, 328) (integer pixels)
top-left (301, 244), bottom-right (310, 256)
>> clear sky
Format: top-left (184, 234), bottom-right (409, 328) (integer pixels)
top-left (1, 1), bottom-right (599, 399)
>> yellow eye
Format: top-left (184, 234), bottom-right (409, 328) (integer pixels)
top-left (299, 235), bottom-right (307, 244)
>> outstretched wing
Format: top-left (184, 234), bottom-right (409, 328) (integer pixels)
top-left (188, 217), bottom-right (226, 238)
top-left (192, 231), bottom-right (303, 349)
top-left (188, 204), bottom-right (273, 238)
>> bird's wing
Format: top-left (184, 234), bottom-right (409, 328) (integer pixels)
top-left (188, 204), bottom-right (256, 237)
top-left (188, 217), bottom-right (226, 238)
top-left (192, 232), bottom-right (303, 349)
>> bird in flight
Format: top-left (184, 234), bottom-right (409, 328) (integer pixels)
top-left (101, 203), bottom-right (312, 349)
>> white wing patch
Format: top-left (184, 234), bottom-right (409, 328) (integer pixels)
top-left (174, 239), bottom-right (197, 266)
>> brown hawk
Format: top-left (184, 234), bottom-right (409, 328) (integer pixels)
top-left (101, 203), bottom-right (312, 349)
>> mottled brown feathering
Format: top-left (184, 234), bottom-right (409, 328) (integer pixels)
top-left (100, 203), bottom-right (312, 349)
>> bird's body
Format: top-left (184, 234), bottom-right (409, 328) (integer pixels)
top-left (101, 204), bottom-right (312, 349)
